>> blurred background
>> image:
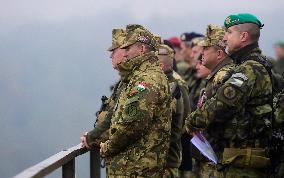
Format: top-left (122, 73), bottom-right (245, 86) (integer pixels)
top-left (1, 0), bottom-right (284, 177)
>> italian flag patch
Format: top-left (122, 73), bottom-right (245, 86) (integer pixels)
top-left (137, 82), bottom-right (146, 92)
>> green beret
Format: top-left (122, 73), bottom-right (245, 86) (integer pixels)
top-left (224, 13), bottom-right (264, 29)
top-left (108, 29), bottom-right (125, 51)
top-left (120, 24), bottom-right (160, 50)
top-left (275, 41), bottom-right (284, 48)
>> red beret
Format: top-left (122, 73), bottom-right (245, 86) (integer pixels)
top-left (168, 37), bottom-right (181, 48)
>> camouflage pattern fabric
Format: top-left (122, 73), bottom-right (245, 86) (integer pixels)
top-left (195, 57), bottom-right (235, 175)
top-left (189, 77), bottom-right (207, 111)
top-left (199, 24), bottom-right (226, 49)
top-left (86, 81), bottom-right (126, 148)
top-left (120, 24), bottom-right (160, 51)
top-left (108, 29), bottom-right (125, 51)
top-left (165, 71), bottom-right (188, 169)
top-left (186, 43), bottom-right (272, 177)
top-left (103, 51), bottom-right (172, 177)
top-left (273, 90), bottom-right (284, 178)
top-left (204, 57), bottom-right (235, 104)
top-left (163, 167), bottom-right (179, 178)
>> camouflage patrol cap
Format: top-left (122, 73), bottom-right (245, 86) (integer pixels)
top-left (192, 37), bottom-right (204, 47)
top-left (158, 44), bottom-right (174, 58)
top-left (224, 13), bottom-right (264, 29)
top-left (108, 29), bottom-right (125, 51)
top-left (199, 24), bottom-right (226, 49)
top-left (120, 24), bottom-right (159, 50)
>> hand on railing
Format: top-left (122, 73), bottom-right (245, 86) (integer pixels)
top-left (80, 132), bottom-right (91, 149)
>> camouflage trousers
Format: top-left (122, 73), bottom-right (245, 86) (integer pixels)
top-left (178, 170), bottom-right (197, 178)
top-left (198, 162), bottom-right (268, 178)
top-left (223, 166), bottom-right (268, 178)
top-left (163, 167), bottom-right (179, 178)
top-left (199, 162), bottom-right (223, 178)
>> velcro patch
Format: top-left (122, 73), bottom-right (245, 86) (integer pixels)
top-left (232, 73), bottom-right (248, 81)
top-left (125, 105), bottom-right (138, 117)
top-left (229, 78), bottom-right (244, 88)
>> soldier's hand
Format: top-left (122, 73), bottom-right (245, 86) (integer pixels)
top-left (80, 132), bottom-right (90, 149)
top-left (100, 141), bottom-right (107, 158)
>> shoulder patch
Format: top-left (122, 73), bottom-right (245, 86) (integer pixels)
top-left (231, 73), bottom-right (248, 81)
top-left (223, 86), bottom-right (237, 100)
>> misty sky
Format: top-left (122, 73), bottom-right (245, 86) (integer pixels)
top-left (1, 0), bottom-right (284, 177)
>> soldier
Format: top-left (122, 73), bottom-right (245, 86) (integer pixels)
top-left (188, 37), bottom-right (207, 111)
top-left (168, 36), bottom-right (184, 63)
top-left (178, 32), bottom-right (204, 93)
top-left (200, 24), bottom-right (235, 104)
top-left (195, 24), bottom-right (235, 178)
top-left (158, 43), bottom-right (190, 178)
top-left (81, 29), bottom-right (126, 148)
top-left (272, 41), bottom-right (284, 76)
top-left (179, 33), bottom-right (206, 178)
top-left (186, 13), bottom-right (272, 177)
top-left (99, 24), bottom-right (172, 177)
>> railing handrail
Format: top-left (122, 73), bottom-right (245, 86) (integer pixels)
top-left (13, 144), bottom-right (89, 178)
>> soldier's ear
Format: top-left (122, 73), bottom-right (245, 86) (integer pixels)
top-left (240, 31), bottom-right (249, 42)
top-left (140, 44), bottom-right (146, 54)
top-left (217, 49), bottom-right (223, 60)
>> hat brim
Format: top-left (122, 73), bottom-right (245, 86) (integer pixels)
top-left (107, 45), bottom-right (117, 51)
top-left (120, 41), bottom-right (135, 49)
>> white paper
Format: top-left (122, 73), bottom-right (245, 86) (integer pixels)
top-left (190, 132), bottom-right (218, 164)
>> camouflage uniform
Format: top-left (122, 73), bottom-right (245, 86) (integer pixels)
top-left (86, 29), bottom-right (126, 148)
top-left (101, 25), bottom-right (172, 178)
top-left (195, 25), bottom-right (235, 178)
top-left (272, 90), bottom-right (284, 177)
top-left (158, 44), bottom-right (190, 178)
top-left (186, 42), bottom-right (272, 177)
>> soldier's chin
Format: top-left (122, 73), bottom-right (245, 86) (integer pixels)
top-left (225, 46), bottom-right (233, 55)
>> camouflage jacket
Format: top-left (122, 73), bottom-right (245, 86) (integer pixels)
top-left (165, 71), bottom-right (189, 168)
top-left (86, 80), bottom-right (126, 148)
top-left (186, 43), bottom-right (273, 154)
top-left (103, 52), bottom-right (172, 177)
top-left (197, 57), bottom-right (235, 157)
top-left (176, 60), bottom-right (204, 111)
top-left (274, 89), bottom-right (284, 131)
top-left (204, 57), bottom-right (235, 99)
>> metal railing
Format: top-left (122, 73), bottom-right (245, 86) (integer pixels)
top-left (14, 144), bottom-right (101, 178)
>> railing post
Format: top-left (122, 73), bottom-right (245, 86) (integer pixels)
top-left (62, 159), bottom-right (75, 178)
top-left (90, 148), bottom-right (101, 178)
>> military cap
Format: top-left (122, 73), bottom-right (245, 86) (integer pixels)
top-left (224, 13), bottom-right (264, 29)
top-left (108, 29), bottom-right (126, 51)
top-left (158, 44), bottom-right (174, 58)
top-left (199, 24), bottom-right (226, 49)
top-left (275, 41), bottom-right (284, 48)
top-left (191, 37), bottom-right (204, 47)
top-left (180, 32), bottom-right (204, 43)
top-left (168, 37), bottom-right (181, 48)
top-left (120, 24), bottom-right (159, 50)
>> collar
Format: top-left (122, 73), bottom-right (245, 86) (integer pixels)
top-left (117, 51), bottom-right (157, 81)
top-left (206, 57), bottom-right (233, 81)
top-left (230, 42), bottom-right (261, 64)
